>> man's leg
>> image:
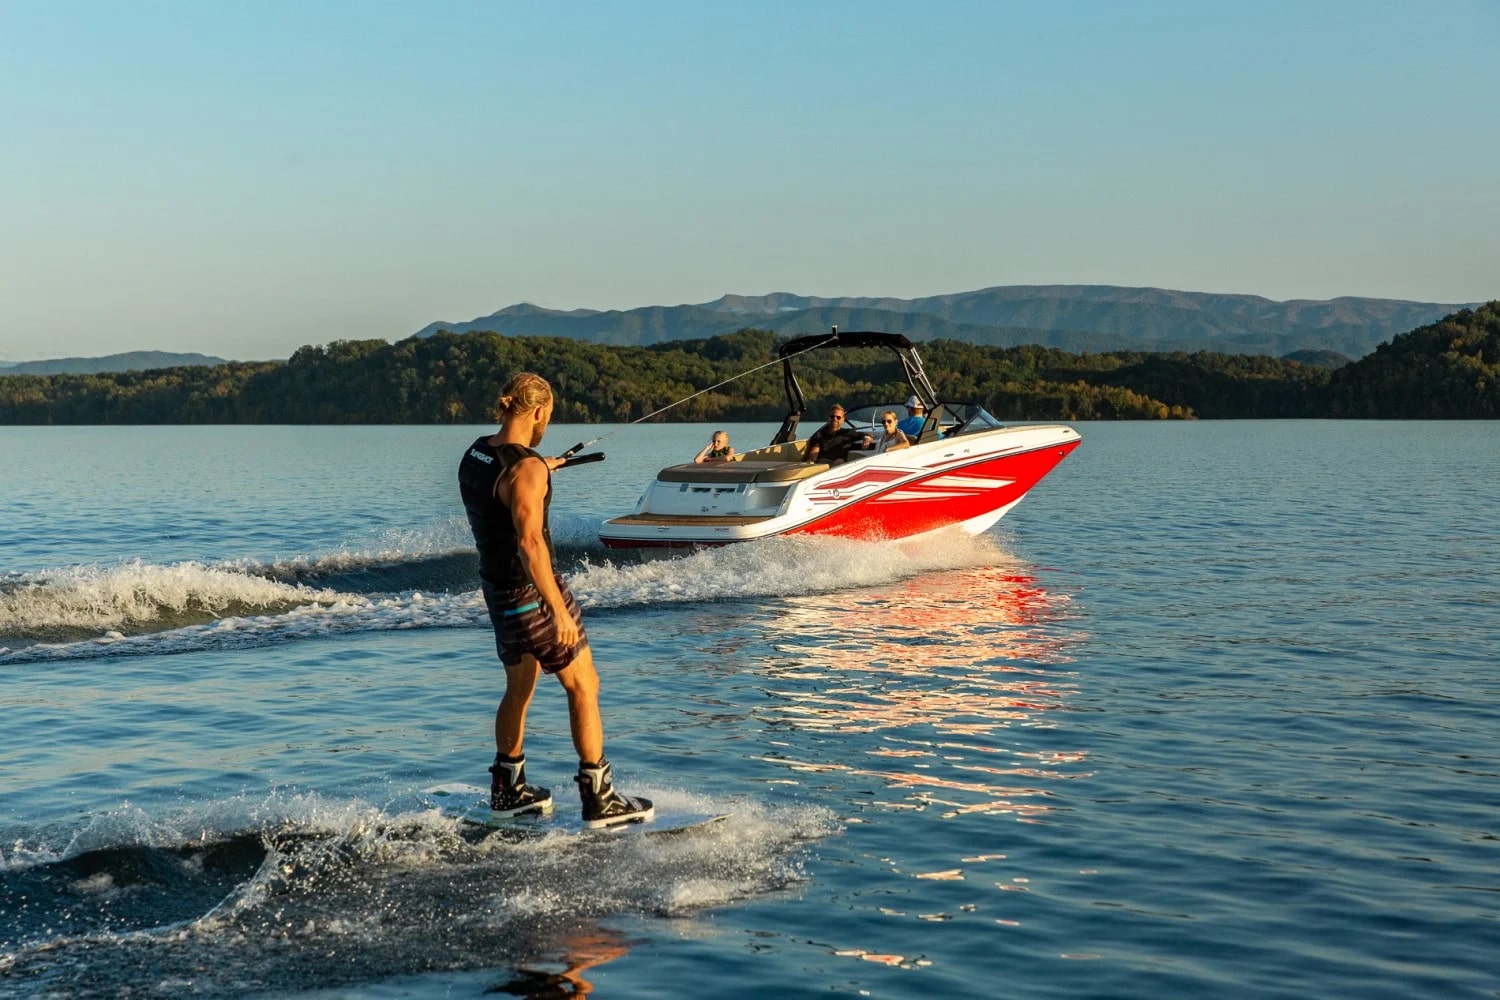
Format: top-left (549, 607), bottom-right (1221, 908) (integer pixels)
top-left (490, 654), bottom-right (550, 815)
top-left (554, 647), bottom-right (653, 828)
top-left (553, 646), bottom-right (602, 763)
top-left (495, 654), bottom-right (540, 755)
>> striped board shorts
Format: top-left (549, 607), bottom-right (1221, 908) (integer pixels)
top-left (481, 576), bottom-right (589, 675)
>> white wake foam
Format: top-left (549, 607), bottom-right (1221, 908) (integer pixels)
top-left (0, 786), bottom-right (835, 996)
top-left (1, 531), bottom-right (1019, 663)
top-left (0, 561), bottom-right (331, 634)
top-left (0, 589), bottom-right (488, 663)
top-left (570, 529), bottom-right (1022, 608)
top-left (549, 511), bottom-right (611, 550)
top-left (0, 789), bottom-right (453, 873)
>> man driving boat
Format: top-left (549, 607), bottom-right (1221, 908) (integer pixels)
top-left (804, 405), bottom-right (861, 465)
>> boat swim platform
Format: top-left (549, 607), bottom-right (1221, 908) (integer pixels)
top-left (655, 461), bottom-right (830, 484)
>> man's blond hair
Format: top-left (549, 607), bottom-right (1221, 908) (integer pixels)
top-left (496, 373), bottom-right (553, 417)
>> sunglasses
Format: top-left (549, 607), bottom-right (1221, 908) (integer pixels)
top-left (882, 419), bottom-right (896, 426)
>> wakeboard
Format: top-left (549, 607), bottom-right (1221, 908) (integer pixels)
top-left (421, 783), bottom-right (729, 837)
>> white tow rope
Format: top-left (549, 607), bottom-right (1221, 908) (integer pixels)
top-left (556, 331), bottom-right (838, 462)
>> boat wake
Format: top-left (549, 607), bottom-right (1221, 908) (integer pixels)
top-left (0, 561), bottom-right (336, 645)
top-left (0, 526), bottom-right (1027, 664)
top-left (0, 789), bottom-right (835, 998)
top-left (571, 528), bottom-right (1028, 608)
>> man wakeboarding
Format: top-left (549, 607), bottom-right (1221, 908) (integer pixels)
top-left (457, 372), bottom-right (653, 829)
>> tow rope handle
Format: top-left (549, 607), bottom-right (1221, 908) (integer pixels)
top-left (558, 451), bottom-right (604, 469)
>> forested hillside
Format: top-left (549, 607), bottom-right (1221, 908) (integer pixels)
top-left (0, 331), bottom-right (1202, 424)
top-left (2, 306), bottom-right (1495, 425)
top-left (1328, 303), bottom-right (1500, 418)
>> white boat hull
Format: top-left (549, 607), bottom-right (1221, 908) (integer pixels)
top-left (600, 424), bottom-right (1080, 550)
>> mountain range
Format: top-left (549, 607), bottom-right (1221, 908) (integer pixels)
top-left (416, 285), bottom-right (1481, 358)
top-left (1, 287), bottom-right (1483, 377)
top-left (0, 351), bottom-right (228, 376)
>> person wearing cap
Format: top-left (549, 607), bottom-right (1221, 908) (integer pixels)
top-left (804, 404), bottom-right (861, 465)
top-left (897, 395), bottom-right (928, 439)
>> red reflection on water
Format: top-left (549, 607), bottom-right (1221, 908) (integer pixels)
top-left (755, 564), bottom-right (1090, 817)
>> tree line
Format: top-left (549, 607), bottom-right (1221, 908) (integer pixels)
top-left (1, 302), bottom-right (1494, 424)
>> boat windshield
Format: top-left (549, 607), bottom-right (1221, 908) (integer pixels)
top-left (840, 402), bottom-right (1006, 439)
top-left (938, 403), bottom-right (1007, 435)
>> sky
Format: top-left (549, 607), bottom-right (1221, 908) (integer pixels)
top-left (1, 1), bottom-right (1496, 362)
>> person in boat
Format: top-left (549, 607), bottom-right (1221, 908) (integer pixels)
top-left (869, 410), bottom-right (912, 453)
top-left (694, 430), bottom-right (737, 464)
top-left (457, 372), bottom-right (652, 829)
top-left (803, 404), bottom-right (861, 465)
top-left (897, 395), bottom-right (928, 439)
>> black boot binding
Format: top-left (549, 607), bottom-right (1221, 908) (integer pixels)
top-left (576, 757), bottom-right (654, 829)
top-left (489, 753), bottom-right (553, 817)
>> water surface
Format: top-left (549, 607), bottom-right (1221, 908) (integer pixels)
top-left (1, 421), bottom-right (1497, 998)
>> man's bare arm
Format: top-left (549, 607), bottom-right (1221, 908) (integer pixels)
top-left (504, 456), bottom-right (579, 648)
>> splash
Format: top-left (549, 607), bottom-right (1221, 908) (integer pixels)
top-left (0, 788), bottom-right (836, 996)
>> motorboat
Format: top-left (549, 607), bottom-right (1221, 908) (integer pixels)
top-left (598, 330), bottom-right (1081, 550)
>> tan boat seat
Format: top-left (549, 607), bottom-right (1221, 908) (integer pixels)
top-left (656, 461), bottom-right (830, 484)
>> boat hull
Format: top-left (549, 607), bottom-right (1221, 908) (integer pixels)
top-left (599, 424), bottom-right (1080, 550)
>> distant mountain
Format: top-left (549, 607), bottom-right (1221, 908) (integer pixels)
top-left (414, 302), bottom-right (1120, 352)
top-left (413, 303), bottom-right (737, 346)
top-left (1281, 349), bottom-right (1354, 369)
top-left (418, 285), bottom-right (1480, 357)
top-left (0, 351), bottom-right (229, 376)
top-left (741, 307), bottom-right (1134, 352)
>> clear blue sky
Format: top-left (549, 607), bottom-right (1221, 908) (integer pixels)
top-left (1, 1), bottom-right (1496, 361)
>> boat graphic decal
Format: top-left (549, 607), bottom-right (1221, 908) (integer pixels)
top-left (920, 474), bottom-right (1015, 490)
top-left (922, 447), bottom-right (1020, 470)
top-left (809, 467), bottom-right (911, 493)
top-left (883, 478), bottom-right (1018, 502)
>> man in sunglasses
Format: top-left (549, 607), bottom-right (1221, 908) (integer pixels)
top-left (804, 404), bottom-right (861, 465)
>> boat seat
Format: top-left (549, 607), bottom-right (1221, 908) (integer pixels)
top-left (656, 461), bottom-right (830, 484)
top-left (740, 440), bottom-right (808, 463)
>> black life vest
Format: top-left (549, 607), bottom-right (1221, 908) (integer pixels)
top-left (457, 436), bottom-right (552, 587)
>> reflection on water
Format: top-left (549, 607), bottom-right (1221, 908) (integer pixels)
top-left (739, 560), bottom-right (1095, 963)
top-left (495, 923), bottom-right (632, 998)
top-left (753, 565), bottom-right (1089, 820)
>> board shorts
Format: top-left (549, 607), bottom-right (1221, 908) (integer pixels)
top-left (481, 576), bottom-right (589, 675)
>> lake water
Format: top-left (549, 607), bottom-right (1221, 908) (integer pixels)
top-left (1, 421), bottom-right (1497, 998)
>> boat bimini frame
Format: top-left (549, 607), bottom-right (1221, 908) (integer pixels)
top-left (769, 328), bottom-right (938, 446)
